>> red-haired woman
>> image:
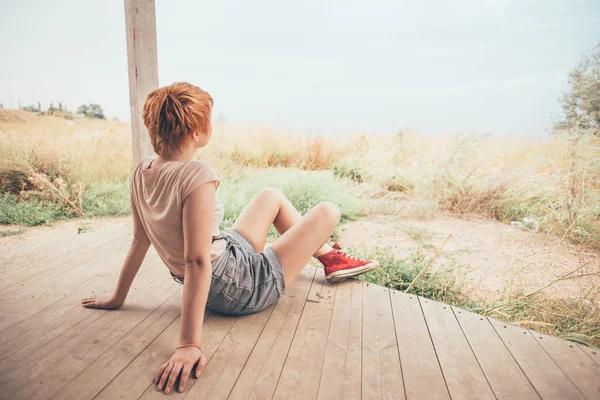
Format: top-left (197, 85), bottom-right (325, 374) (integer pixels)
top-left (81, 82), bottom-right (378, 394)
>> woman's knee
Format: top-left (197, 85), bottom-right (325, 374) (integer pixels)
top-left (257, 187), bottom-right (283, 202)
top-left (316, 201), bottom-right (341, 225)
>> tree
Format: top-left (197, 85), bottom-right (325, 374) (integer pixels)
top-left (21, 104), bottom-right (38, 113)
top-left (555, 42), bottom-right (600, 135)
top-left (77, 104), bottom-right (105, 119)
top-left (77, 104), bottom-right (90, 116)
top-left (88, 104), bottom-right (105, 119)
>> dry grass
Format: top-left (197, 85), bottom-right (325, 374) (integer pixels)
top-left (196, 123), bottom-right (353, 173)
top-left (0, 112), bottom-right (132, 185)
top-left (335, 131), bottom-right (600, 249)
top-left (477, 258), bottom-right (600, 346)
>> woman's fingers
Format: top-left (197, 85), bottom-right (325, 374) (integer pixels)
top-left (155, 362), bottom-right (168, 384)
top-left (196, 353), bottom-right (207, 377)
top-left (179, 363), bottom-right (193, 392)
top-left (82, 297), bottom-right (101, 307)
top-left (157, 362), bottom-right (173, 391)
top-left (165, 363), bottom-right (182, 394)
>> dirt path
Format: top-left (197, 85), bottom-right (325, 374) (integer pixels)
top-left (338, 214), bottom-right (600, 302)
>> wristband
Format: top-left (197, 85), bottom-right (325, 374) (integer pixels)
top-left (177, 344), bottom-right (201, 352)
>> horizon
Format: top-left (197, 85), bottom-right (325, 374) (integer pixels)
top-left (1, 0), bottom-right (599, 138)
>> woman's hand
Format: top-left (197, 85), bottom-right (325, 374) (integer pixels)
top-left (155, 347), bottom-right (207, 394)
top-left (81, 294), bottom-right (123, 309)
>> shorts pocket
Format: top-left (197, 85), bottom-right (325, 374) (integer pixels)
top-left (207, 291), bottom-right (255, 316)
top-left (223, 247), bottom-right (254, 293)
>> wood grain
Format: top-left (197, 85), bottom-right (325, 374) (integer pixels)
top-left (390, 290), bottom-right (449, 400)
top-left (272, 268), bottom-right (336, 400)
top-left (362, 283), bottom-right (405, 400)
top-left (317, 279), bottom-right (363, 400)
top-left (489, 318), bottom-right (585, 399)
top-left (229, 266), bottom-right (317, 400)
top-left (419, 298), bottom-right (494, 400)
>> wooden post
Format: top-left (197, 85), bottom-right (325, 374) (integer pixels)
top-left (124, 0), bottom-right (158, 167)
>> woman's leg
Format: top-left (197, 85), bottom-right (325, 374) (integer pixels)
top-left (232, 187), bottom-right (373, 287)
top-left (232, 187), bottom-right (333, 256)
top-left (269, 202), bottom-right (340, 287)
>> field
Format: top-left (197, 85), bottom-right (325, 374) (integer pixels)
top-left (1, 109), bottom-right (599, 346)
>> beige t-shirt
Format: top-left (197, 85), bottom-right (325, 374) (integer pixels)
top-left (129, 156), bottom-right (226, 276)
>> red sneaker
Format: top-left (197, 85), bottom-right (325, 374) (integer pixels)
top-left (317, 242), bottom-right (379, 283)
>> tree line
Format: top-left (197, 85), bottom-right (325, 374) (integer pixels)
top-left (15, 102), bottom-right (105, 119)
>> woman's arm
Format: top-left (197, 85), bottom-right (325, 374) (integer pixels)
top-left (82, 196), bottom-right (151, 309)
top-left (154, 182), bottom-right (215, 394)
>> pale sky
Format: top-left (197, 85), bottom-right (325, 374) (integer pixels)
top-left (1, 0), bottom-right (599, 136)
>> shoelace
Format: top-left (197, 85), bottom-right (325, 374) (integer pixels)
top-left (336, 249), bottom-right (366, 262)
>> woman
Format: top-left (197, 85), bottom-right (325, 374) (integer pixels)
top-left (81, 82), bottom-right (378, 394)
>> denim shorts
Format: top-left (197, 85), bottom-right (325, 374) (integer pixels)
top-left (171, 230), bottom-right (285, 316)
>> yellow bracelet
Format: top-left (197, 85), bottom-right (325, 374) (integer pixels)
top-left (177, 344), bottom-right (201, 351)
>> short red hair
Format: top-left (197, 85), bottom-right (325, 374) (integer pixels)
top-left (142, 82), bottom-right (213, 156)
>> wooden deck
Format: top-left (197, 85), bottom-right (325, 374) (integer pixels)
top-left (1, 221), bottom-right (599, 400)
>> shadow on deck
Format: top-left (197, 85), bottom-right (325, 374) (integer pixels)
top-left (0, 221), bottom-right (598, 399)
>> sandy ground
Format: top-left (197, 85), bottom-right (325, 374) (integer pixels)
top-left (338, 214), bottom-right (600, 302)
top-left (3, 214), bottom-right (599, 304)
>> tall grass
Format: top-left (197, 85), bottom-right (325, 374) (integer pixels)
top-left (1, 112), bottom-right (598, 249)
top-left (334, 131), bottom-right (600, 248)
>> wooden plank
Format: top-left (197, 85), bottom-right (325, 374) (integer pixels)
top-left (94, 312), bottom-right (237, 400)
top-left (0, 222), bottom-right (128, 270)
top-left (124, 0), bottom-right (158, 166)
top-left (0, 249), bottom-right (160, 350)
top-left (452, 307), bottom-right (539, 400)
top-left (419, 298), bottom-right (494, 400)
top-left (228, 265), bottom-right (317, 400)
top-left (10, 278), bottom-right (179, 400)
top-left (0, 235), bottom-right (132, 330)
top-left (0, 269), bottom-right (169, 397)
top-left (390, 290), bottom-right (449, 400)
top-left (172, 308), bottom-right (277, 399)
top-left (0, 227), bottom-right (130, 292)
top-left (531, 331), bottom-right (599, 399)
top-left (0, 260), bottom-right (161, 373)
top-left (0, 223), bottom-right (131, 281)
top-left (317, 279), bottom-right (363, 400)
top-left (578, 344), bottom-right (600, 367)
top-left (489, 318), bottom-right (585, 399)
top-left (272, 268), bottom-right (336, 400)
top-left (51, 290), bottom-right (184, 400)
top-left (362, 283), bottom-right (405, 400)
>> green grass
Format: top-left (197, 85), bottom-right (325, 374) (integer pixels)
top-left (0, 194), bottom-right (67, 226)
top-left (81, 183), bottom-right (130, 217)
top-left (219, 169), bottom-right (362, 235)
top-left (0, 168), bottom-right (363, 235)
top-left (354, 247), bottom-right (478, 309)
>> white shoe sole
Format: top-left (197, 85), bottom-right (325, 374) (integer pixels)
top-left (325, 261), bottom-right (379, 283)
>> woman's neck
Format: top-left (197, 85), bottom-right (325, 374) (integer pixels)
top-left (156, 146), bottom-right (196, 163)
